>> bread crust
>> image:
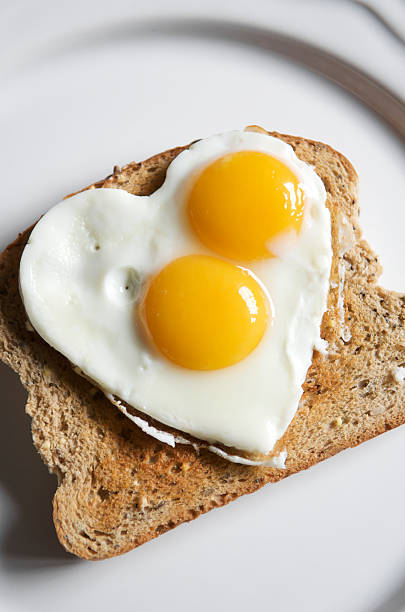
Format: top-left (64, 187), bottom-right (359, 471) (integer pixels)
top-left (1, 131), bottom-right (404, 560)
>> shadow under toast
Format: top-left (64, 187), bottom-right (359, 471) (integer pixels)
top-left (368, 568), bottom-right (405, 612)
top-left (0, 362), bottom-right (76, 569)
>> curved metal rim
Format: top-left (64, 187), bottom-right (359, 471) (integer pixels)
top-left (6, 16), bottom-right (405, 143)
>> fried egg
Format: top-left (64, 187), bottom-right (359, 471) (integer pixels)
top-left (19, 130), bottom-right (332, 460)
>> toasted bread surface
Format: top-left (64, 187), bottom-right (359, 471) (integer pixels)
top-left (1, 131), bottom-right (404, 560)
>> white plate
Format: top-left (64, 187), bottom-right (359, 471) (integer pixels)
top-left (1, 2), bottom-right (405, 612)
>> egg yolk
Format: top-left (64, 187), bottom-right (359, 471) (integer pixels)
top-left (187, 150), bottom-right (305, 261)
top-left (141, 255), bottom-right (270, 370)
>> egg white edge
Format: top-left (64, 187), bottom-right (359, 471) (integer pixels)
top-left (108, 394), bottom-right (288, 468)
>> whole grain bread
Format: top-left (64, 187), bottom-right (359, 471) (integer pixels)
top-left (1, 131), bottom-right (404, 560)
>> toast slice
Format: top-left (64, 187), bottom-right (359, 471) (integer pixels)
top-left (1, 131), bottom-right (404, 560)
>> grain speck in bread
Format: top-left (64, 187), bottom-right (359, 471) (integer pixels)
top-left (1, 130), bottom-right (404, 560)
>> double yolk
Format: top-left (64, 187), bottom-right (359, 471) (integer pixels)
top-left (141, 150), bottom-right (305, 371)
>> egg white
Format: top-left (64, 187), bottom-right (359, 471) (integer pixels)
top-left (19, 130), bottom-right (331, 456)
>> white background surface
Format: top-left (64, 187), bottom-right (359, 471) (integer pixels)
top-left (1, 1), bottom-right (405, 611)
